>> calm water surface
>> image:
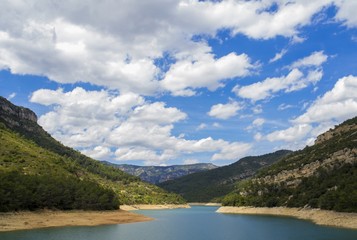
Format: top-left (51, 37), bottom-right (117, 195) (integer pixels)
top-left (1, 206), bottom-right (357, 240)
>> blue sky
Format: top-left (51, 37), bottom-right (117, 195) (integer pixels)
top-left (0, 0), bottom-right (356, 166)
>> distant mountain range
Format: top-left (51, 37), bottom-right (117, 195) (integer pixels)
top-left (103, 162), bottom-right (218, 184)
top-left (222, 116), bottom-right (357, 212)
top-left (0, 96), bottom-right (185, 212)
top-left (159, 150), bottom-right (292, 202)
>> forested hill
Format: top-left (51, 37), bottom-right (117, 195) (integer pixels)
top-left (158, 150), bottom-right (291, 202)
top-left (222, 116), bottom-right (357, 212)
top-left (104, 162), bottom-right (218, 184)
top-left (0, 97), bottom-right (185, 212)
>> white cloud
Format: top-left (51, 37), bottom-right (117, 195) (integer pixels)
top-left (269, 49), bottom-right (287, 63)
top-left (81, 146), bottom-right (112, 160)
top-left (266, 124), bottom-right (313, 142)
top-left (253, 118), bottom-right (265, 127)
top-left (7, 92), bottom-right (16, 100)
top-left (293, 75), bottom-right (357, 124)
top-left (278, 103), bottom-right (294, 111)
top-left (212, 122), bottom-right (222, 128)
top-left (264, 75), bottom-right (357, 145)
top-left (254, 132), bottom-right (263, 142)
top-left (161, 52), bottom-right (254, 96)
top-left (0, 0), bottom-right (344, 98)
top-left (31, 87), bottom-right (252, 164)
top-left (290, 51), bottom-right (328, 69)
top-left (234, 69), bottom-right (304, 101)
top-left (335, 1), bottom-right (357, 28)
top-left (234, 51), bottom-right (327, 101)
top-left (129, 102), bottom-right (187, 124)
top-left (208, 101), bottom-right (242, 120)
top-left (197, 123), bottom-right (207, 131)
top-left (178, 0), bottom-right (334, 39)
top-left (212, 142), bottom-right (252, 161)
top-left (252, 105), bottom-right (263, 114)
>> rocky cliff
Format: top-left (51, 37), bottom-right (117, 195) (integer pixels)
top-left (0, 96), bottom-right (37, 125)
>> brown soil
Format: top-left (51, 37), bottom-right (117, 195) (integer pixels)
top-left (217, 206), bottom-right (357, 229)
top-left (0, 210), bottom-right (152, 232)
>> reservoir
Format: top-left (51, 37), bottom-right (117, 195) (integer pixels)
top-left (1, 206), bottom-right (357, 240)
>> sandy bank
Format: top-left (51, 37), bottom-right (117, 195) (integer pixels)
top-left (120, 204), bottom-right (190, 211)
top-left (0, 210), bottom-right (152, 232)
top-left (217, 206), bottom-right (357, 229)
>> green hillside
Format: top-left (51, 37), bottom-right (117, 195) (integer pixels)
top-left (0, 97), bottom-right (185, 212)
top-left (158, 150), bottom-right (291, 202)
top-left (222, 116), bottom-right (357, 212)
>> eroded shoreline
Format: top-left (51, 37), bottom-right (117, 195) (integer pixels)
top-left (217, 206), bottom-right (357, 229)
top-left (0, 210), bottom-right (153, 232)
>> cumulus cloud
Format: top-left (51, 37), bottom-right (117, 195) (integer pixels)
top-left (233, 69), bottom-right (304, 101)
top-left (81, 146), bottom-right (112, 160)
top-left (290, 51), bottom-right (328, 69)
top-left (335, 1), bottom-right (357, 28)
top-left (0, 0), bottom-right (348, 97)
top-left (266, 124), bottom-right (313, 142)
top-left (208, 101), bottom-right (242, 119)
top-left (30, 87), bottom-right (252, 164)
top-left (264, 75), bottom-right (357, 144)
top-left (293, 75), bottom-right (357, 124)
top-left (233, 51), bottom-right (327, 101)
top-left (161, 52), bottom-right (254, 96)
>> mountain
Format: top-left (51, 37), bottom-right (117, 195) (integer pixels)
top-left (222, 116), bottom-right (357, 212)
top-left (104, 162), bottom-right (218, 184)
top-left (0, 97), bottom-right (185, 212)
top-left (158, 150), bottom-right (291, 202)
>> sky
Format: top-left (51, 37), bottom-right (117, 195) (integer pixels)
top-left (0, 0), bottom-right (357, 166)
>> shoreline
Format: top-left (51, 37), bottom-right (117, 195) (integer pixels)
top-left (188, 203), bottom-right (222, 206)
top-left (0, 210), bottom-right (153, 232)
top-left (217, 206), bottom-right (357, 230)
top-left (120, 204), bottom-right (191, 211)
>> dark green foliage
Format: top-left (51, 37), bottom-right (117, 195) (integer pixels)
top-left (222, 163), bottom-right (357, 212)
top-left (222, 116), bottom-right (357, 213)
top-left (0, 170), bottom-right (119, 212)
top-left (159, 150), bottom-right (291, 202)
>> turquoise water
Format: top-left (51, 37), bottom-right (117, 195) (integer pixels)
top-left (1, 206), bottom-right (357, 240)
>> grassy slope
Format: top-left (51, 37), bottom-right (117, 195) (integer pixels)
top-left (0, 97), bottom-right (185, 210)
top-left (159, 150), bottom-right (291, 202)
top-left (222, 116), bottom-right (357, 212)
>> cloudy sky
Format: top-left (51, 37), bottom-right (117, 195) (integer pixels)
top-left (1, 0), bottom-right (357, 166)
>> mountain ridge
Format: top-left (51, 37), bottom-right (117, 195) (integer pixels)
top-left (104, 162), bottom-right (218, 184)
top-left (159, 150), bottom-right (292, 202)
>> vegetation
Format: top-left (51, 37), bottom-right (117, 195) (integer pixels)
top-left (0, 170), bottom-right (119, 211)
top-left (0, 97), bottom-right (185, 212)
top-left (159, 150), bottom-right (291, 202)
top-left (222, 116), bottom-right (357, 212)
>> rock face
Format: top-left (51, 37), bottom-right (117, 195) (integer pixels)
top-left (315, 122), bottom-right (357, 145)
top-left (0, 96), bottom-right (37, 126)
